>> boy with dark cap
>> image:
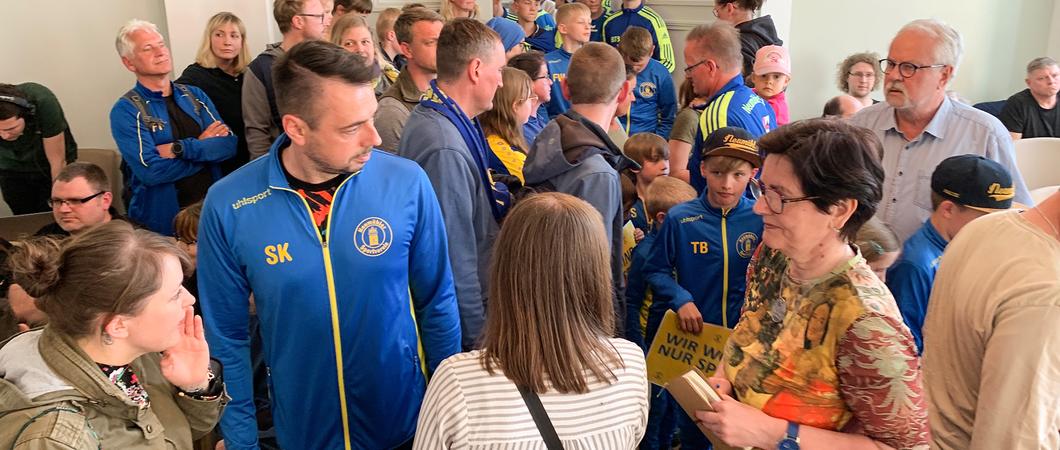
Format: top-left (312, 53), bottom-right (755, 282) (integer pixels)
top-left (642, 126), bottom-right (763, 450)
top-left (886, 154), bottom-right (1015, 355)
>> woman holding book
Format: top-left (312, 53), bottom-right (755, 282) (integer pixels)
top-left (414, 193), bottom-right (650, 448)
top-left (695, 119), bottom-right (929, 450)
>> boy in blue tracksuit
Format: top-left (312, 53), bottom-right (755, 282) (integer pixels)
top-left (543, 3), bottom-right (592, 118)
top-left (644, 127), bottom-right (763, 450)
top-left (602, 0), bottom-right (674, 72)
top-left (626, 176), bottom-right (697, 450)
top-left (886, 155), bottom-right (1015, 354)
top-left (616, 26), bottom-right (676, 138)
top-left (197, 42), bottom-right (461, 450)
top-left (508, 0), bottom-right (558, 52)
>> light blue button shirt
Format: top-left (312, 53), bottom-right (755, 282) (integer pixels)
top-left (849, 96), bottom-right (1032, 242)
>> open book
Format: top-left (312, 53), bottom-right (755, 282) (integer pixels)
top-left (665, 370), bottom-right (752, 450)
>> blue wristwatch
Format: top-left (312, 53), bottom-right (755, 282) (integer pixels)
top-left (777, 421), bottom-right (800, 450)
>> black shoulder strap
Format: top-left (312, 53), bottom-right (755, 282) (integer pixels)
top-left (173, 83), bottom-right (202, 115)
top-left (122, 90), bottom-right (165, 132)
top-left (516, 385), bottom-right (564, 450)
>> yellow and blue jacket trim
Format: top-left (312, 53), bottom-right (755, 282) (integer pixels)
top-left (601, 3), bottom-right (675, 72)
top-left (688, 74), bottom-right (775, 192)
top-left (196, 134), bottom-right (462, 449)
top-left (642, 192), bottom-right (762, 330)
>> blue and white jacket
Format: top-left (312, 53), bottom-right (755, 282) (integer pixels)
top-left (109, 81), bottom-right (236, 235)
top-left (197, 136), bottom-right (461, 450)
top-left (644, 194), bottom-right (762, 328)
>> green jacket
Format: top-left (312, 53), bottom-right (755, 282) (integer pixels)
top-left (0, 328), bottom-right (226, 449)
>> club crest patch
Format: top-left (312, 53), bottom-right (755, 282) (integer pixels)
top-left (639, 81), bottom-right (657, 99)
top-left (736, 232), bottom-right (759, 258)
top-left (355, 217), bottom-right (392, 257)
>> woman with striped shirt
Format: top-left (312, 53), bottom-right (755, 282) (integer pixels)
top-left (414, 193), bottom-right (650, 449)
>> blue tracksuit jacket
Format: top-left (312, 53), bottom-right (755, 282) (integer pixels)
top-left (644, 194), bottom-right (762, 328)
top-left (602, 3), bottom-right (674, 72)
top-left (109, 81), bottom-right (236, 235)
top-left (544, 48), bottom-right (572, 118)
top-left (886, 219), bottom-right (947, 354)
top-left (197, 136), bottom-right (461, 450)
top-left (688, 75), bottom-right (775, 193)
top-left (618, 59), bottom-right (677, 138)
top-left (625, 230), bottom-right (657, 349)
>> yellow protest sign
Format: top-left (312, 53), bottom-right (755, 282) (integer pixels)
top-left (646, 310), bottom-right (732, 387)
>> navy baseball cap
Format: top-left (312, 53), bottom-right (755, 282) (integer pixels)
top-left (931, 154), bottom-right (1014, 213)
top-left (700, 127), bottom-right (761, 168)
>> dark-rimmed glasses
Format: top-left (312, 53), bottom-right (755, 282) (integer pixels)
top-left (878, 58), bottom-right (946, 78)
top-left (684, 59), bottom-right (707, 75)
top-left (748, 178), bottom-right (818, 214)
top-left (297, 13), bottom-right (327, 24)
top-left (47, 191), bottom-right (106, 208)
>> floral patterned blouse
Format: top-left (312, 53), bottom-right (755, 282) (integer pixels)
top-left (723, 245), bottom-right (930, 449)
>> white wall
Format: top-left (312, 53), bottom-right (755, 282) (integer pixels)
top-left (0, 0), bottom-right (169, 150)
top-left (163, 0), bottom-right (275, 74)
top-left (786, 0), bottom-right (1058, 121)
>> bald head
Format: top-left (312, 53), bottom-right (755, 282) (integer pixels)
top-left (823, 94), bottom-right (864, 118)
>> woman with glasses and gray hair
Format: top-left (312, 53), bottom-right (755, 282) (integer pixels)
top-left (693, 118), bottom-right (930, 450)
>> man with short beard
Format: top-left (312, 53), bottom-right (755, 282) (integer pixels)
top-left (374, 7), bottom-right (444, 153)
top-left (850, 19), bottom-right (1031, 243)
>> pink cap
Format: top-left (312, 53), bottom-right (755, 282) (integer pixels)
top-left (753, 45), bottom-right (790, 76)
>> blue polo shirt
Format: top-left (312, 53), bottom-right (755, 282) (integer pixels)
top-left (544, 48), bottom-right (572, 118)
top-left (618, 58), bottom-right (676, 138)
top-left (886, 219), bottom-right (948, 354)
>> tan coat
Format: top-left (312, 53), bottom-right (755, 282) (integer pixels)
top-left (0, 328), bottom-right (226, 449)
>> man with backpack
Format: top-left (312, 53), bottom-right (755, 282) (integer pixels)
top-left (109, 19), bottom-right (236, 236)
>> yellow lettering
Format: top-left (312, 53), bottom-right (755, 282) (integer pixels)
top-left (691, 241), bottom-right (709, 254)
top-left (277, 242), bottom-right (293, 263)
top-left (265, 245), bottom-right (278, 265)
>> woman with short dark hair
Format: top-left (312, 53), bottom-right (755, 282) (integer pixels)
top-left (0, 221), bottom-right (224, 448)
top-left (695, 119), bottom-right (930, 450)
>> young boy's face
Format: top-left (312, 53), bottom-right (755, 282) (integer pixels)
top-left (623, 53), bottom-right (652, 75)
top-left (753, 72), bottom-right (790, 99)
top-left (512, 0), bottom-right (540, 23)
top-left (701, 158), bottom-right (755, 209)
top-left (637, 158), bottom-right (670, 185)
top-left (559, 10), bottom-right (593, 45)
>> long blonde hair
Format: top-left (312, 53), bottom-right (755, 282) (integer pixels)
top-left (480, 193), bottom-right (622, 394)
top-left (440, 0), bottom-right (478, 21)
top-left (194, 12), bottom-right (250, 74)
top-left (480, 67), bottom-right (532, 151)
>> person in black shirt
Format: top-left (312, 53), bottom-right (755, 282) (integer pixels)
top-left (177, 12), bottom-right (252, 173)
top-left (1000, 56), bottom-right (1060, 140)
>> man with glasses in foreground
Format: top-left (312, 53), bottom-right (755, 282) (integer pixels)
top-left (245, 0), bottom-right (332, 159)
top-left (682, 22), bottom-right (775, 193)
top-left (850, 18), bottom-right (1031, 243)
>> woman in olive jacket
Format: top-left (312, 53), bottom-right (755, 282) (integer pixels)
top-left (0, 221), bottom-right (226, 448)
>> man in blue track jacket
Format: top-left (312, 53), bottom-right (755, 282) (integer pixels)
top-left (197, 41), bottom-right (461, 450)
top-left (109, 20), bottom-right (236, 236)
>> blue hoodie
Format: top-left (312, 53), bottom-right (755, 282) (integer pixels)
top-left (644, 194), bottom-right (762, 328)
top-left (197, 137), bottom-right (461, 449)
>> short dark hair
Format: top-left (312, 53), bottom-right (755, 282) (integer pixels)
top-left (822, 96), bottom-right (843, 117)
top-left (55, 162), bottom-right (110, 193)
top-left (273, 40), bottom-right (379, 127)
top-left (757, 119), bottom-right (885, 241)
top-left (0, 84), bottom-right (29, 121)
top-left (436, 18), bottom-right (501, 83)
top-left (334, 0), bottom-right (373, 14)
top-left (617, 26), bottom-right (653, 59)
top-left (508, 51), bottom-right (546, 77)
top-left (716, 0), bottom-right (764, 11)
top-left (394, 7), bottom-right (443, 45)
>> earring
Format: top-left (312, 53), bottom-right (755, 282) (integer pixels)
top-left (102, 332), bottom-right (113, 345)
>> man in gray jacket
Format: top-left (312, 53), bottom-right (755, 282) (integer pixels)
top-left (398, 19), bottom-right (506, 350)
top-left (523, 42), bottom-right (637, 330)
top-left (244, 0), bottom-right (330, 160)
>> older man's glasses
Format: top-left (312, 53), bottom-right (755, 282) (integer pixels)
top-left (48, 191), bottom-right (105, 208)
top-left (879, 58), bottom-right (946, 78)
top-left (684, 59), bottom-right (707, 75)
top-left (748, 179), bottom-right (818, 214)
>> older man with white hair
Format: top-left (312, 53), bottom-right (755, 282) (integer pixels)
top-left (849, 19), bottom-right (1032, 243)
top-left (109, 19), bottom-right (236, 235)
